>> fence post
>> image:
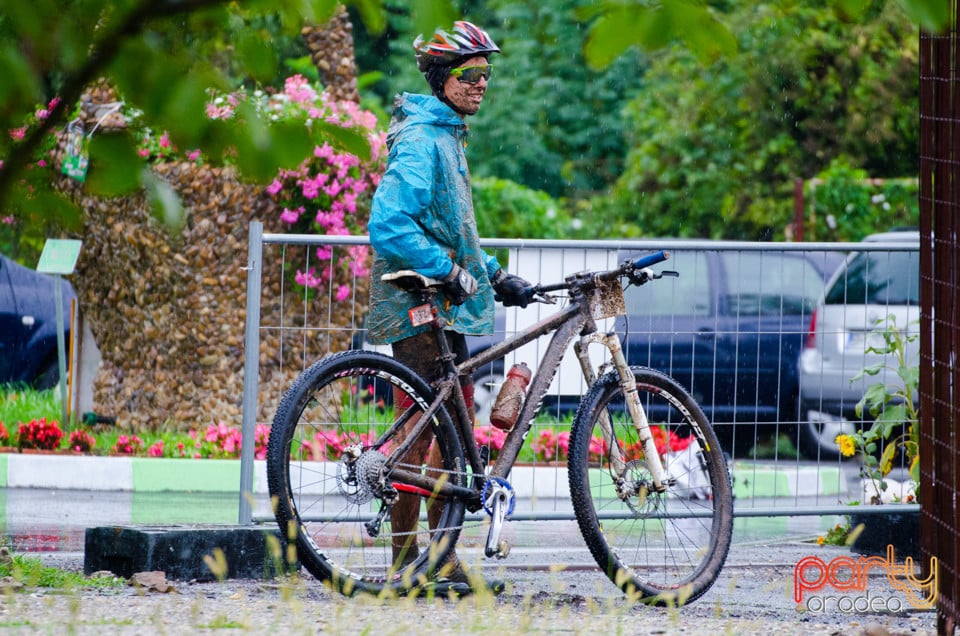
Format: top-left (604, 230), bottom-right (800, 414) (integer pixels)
top-left (238, 221), bottom-right (263, 525)
top-left (793, 178), bottom-right (805, 242)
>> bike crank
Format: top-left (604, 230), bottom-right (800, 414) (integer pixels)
top-left (481, 477), bottom-right (515, 558)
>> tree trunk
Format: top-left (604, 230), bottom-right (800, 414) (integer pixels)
top-left (302, 5), bottom-right (360, 104)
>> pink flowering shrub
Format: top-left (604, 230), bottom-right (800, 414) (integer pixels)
top-left (588, 434), bottom-right (609, 464)
top-left (298, 429), bottom-right (378, 461)
top-left (531, 428), bottom-right (571, 463)
top-left (190, 75), bottom-right (387, 300)
top-left (1, 97), bottom-right (61, 258)
top-left (111, 434), bottom-right (144, 455)
top-left (257, 75), bottom-right (386, 299)
top-left (529, 427), bottom-right (691, 464)
top-left (136, 129), bottom-right (195, 163)
top-left (202, 422), bottom-right (244, 458)
top-left (103, 422), bottom-right (272, 459)
top-left (68, 429), bottom-right (96, 453)
top-left (17, 418), bottom-right (64, 450)
top-left (473, 425), bottom-right (507, 462)
top-left (254, 423), bottom-right (270, 460)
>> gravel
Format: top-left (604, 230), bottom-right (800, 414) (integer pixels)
top-left (2, 547), bottom-right (941, 635)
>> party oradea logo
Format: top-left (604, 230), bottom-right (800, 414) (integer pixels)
top-left (794, 545), bottom-right (937, 613)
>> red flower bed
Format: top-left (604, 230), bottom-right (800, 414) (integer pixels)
top-left (17, 418), bottom-right (64, 450)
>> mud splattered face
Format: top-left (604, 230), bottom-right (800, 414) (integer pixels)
top-left (443, 56), bottom-right (490, 116)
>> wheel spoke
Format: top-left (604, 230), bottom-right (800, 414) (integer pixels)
top-left (266, 352), bottom-right (467, 595)
top-left (569, 367), bottom-right (733, 604)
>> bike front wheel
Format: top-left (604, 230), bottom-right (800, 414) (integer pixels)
top-left (266, 350), bottom-right (467, 596)
top-left (568, 366), bottom-right (733, 605)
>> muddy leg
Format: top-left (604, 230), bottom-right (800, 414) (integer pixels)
top-left (389, 390), bottom-right (431, 569)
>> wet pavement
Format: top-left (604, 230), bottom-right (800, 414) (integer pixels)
top-left (1, 486), bottom-right (847, 554)
top-left (2, 483), bottom-right (939, 634)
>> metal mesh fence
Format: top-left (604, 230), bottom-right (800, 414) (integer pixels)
top-left (240, 231), bottom-right (920, 543)
top-left (919, 7), bottom-right (960, 633)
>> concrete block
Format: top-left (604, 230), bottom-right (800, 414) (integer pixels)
top-left (84, 524), bottom-right (284, 581)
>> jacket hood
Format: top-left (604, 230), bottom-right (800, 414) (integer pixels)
top-left (386, 93), bottom-right (464, 150)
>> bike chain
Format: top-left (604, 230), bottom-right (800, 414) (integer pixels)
top-left (382, 460), bottom-right (509, 534)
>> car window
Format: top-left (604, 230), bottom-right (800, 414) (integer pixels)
top-left (824, 251), bottom-right (919, 305)
top-left (719, 252), bottom-right (824, 316)
top-left (624, 251), bottom-right (711, 317)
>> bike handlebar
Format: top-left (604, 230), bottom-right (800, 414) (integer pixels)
top-left (629, 250), bottom-right (670, 271)
top-left (527, 249), bottom-right (672, 299)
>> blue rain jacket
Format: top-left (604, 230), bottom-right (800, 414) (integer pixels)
top-left (367, 93), bottom-right (500, 345)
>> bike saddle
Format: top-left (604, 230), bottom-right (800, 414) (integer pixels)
top-left (382, 270), bottom-right (442, 293)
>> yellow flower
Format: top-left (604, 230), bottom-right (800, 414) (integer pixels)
top-left (835, 434), bottom-right (856, 458)
top-left (817, 536), bottom-right (826, 546)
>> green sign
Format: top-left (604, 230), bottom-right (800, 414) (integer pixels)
top-left (37, 239), bottom-right (83, 275)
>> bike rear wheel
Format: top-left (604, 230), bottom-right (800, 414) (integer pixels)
top-left (266, 350), bottom-right (467, 596)
top-left (568, 366), bottom-right (733, 605)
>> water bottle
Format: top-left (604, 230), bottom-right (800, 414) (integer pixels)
top-left (490, 362), bottom-right (532, 430)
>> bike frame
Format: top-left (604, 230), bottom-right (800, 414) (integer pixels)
top-left (380, 259), bottom-right (672, 509)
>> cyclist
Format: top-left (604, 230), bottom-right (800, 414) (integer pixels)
top-left (366, 20), bottom-right (530, 596)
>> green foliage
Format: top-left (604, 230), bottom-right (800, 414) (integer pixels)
top-left (0, 550), bottom-right (124, 590)
top-left (817, 521), bottom-right (853, 546)
top-left (0, 0), bottom-right (948, 249)
top-left (352, 0), bottom-right (647, 201)
top-left (844, 315), bottom-right (920, 503)
top-left (0, 386), bottom-right (62, 428)
top-left (470, 0), bottom-right (647, 199)
top-left (601, 2), bottom-right (920, 240)
top-left (809, 157), bottom-right (918, 241)
top-left (579, 0), bottom-right (737, 69)
top-left (0, 0), bottom-right (386, 236)
top-left (472, 177), bottom-right (584, 240)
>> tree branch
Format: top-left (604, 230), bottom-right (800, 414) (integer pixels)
top-left (0, 0), bottom-right (233, 210)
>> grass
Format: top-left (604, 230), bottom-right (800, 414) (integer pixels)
top-left (0, 548), bottom-right (125, 590)
top-left (748, 433), bottom-right (800, 460)
top-left (0, 384), bottom-right (62, 427)
top-left (0, 383), bottom-right (238, 456)
top-left (0, 383), bottom-right (800, 466)
top-left (0, 383), bottom-right (576, 463)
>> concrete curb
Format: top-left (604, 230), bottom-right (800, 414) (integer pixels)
top-left (1, 453), bottom-right (846, 499)
top-left (731, 460), bottom-right (847, 498)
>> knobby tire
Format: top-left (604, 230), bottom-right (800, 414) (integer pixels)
top-left (266, 350), bottom-right (467, 597)
top-left (568, 366), bottom-right (734, 605)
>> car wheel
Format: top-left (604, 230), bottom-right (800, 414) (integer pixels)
top-left (795, 412), bottom-right (856, 461)
top-left (33, 358), bottom-right (60, 390)
top-left (472, 370), bottom-right (503, 427)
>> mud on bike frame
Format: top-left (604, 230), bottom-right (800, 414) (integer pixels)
top-left (266, 248), bottom-right (734, 604)
top-left (381, 250), bottom-right (677, 508)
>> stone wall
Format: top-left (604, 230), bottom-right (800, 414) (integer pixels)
top-left (59, 162), bottom-right (368, 431)
top-left (53, 3), bottom-right (371, 432)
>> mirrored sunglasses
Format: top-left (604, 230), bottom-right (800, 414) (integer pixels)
top-left (449, 64), bottom-right (493, 84)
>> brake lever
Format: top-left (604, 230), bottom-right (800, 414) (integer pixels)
top-left (629, 268), bottom-right (680, 285)
top-left (525, 286), bottom-right (557, 305)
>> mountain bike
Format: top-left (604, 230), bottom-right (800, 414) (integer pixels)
top-left (266, 250), bottom-right (734, 605)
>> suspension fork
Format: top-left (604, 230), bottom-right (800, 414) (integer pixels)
top-left (574, 332), bottom-right (669, 493)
